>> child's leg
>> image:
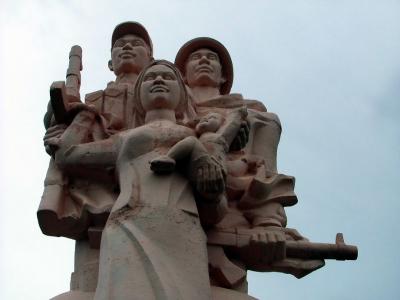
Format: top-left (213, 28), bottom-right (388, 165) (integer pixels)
top-left (151, 136), bottom-right (201, 174)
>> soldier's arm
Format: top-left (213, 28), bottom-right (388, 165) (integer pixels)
top-left (246, 110), bottom-right (281, 173)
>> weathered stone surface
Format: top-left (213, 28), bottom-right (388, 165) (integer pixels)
top-left (39, 22), bottom-right (357, 300)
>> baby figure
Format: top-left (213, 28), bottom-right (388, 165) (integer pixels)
top-left (150, 107), bottom-right (248, 199)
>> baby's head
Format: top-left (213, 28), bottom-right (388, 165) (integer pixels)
top-left (195, 112), bottom-right (224, 135)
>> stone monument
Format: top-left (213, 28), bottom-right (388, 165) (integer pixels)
top-left (38, 22), bottom-right (358, 300)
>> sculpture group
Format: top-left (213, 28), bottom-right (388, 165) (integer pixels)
top-left (39, 22), bottom-right (357, 300)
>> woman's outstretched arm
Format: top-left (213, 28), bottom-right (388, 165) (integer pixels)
top-left (55, 110), bottom-right (119, 170)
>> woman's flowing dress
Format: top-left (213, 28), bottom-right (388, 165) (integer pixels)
top-left (94, 124), bottom-right (212, 300)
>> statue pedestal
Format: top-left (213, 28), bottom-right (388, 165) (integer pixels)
top-left (51, 240), bottom-right (258, 300)
top-left (52, 287), bottom-right (257, 300)
top-left (212, 286), bottom-right (257, 300)
top-left (51, 291), bottom-right (94, 300)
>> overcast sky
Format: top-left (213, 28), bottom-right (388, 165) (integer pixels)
top-left (1, 1), bottom-right (399, 299)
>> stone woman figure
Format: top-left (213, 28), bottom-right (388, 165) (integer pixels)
top-left (55, 60), bottom-right (225, 300)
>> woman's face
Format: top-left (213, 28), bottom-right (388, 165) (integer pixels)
top-left (140, 64), bottom-right (181, 112)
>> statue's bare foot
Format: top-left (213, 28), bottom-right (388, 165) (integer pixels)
top-left (150, 156), bottom-right (176, 174)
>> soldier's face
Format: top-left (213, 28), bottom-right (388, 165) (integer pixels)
top-left (110, 34), bottom-right (151, 75)
top-left (185, 48), bottom-right (224, 89)
top-left (140, 64), bottom-right (181, 112)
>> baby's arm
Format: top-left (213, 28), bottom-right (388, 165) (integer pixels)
top-left (215, 107), bottom-right (247, 148)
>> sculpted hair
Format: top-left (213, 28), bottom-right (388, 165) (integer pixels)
top-left (134, 60), bottom-right (194, 124)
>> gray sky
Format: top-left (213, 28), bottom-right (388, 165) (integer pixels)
top-left (1, 1), bottom-right (399, 299)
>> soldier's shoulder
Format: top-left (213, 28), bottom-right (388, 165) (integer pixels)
top-left (85, 90), bottom-right (103, 104)
top-left (265, 111), bottom-right (281, 127)
top-left (104, 81), bottom-right (128, 97)
top-left (244, 98), bottom-right (282, 128)
top-left (243, 98), bottom-right (267, 112)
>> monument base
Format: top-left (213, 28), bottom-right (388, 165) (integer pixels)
top-left (52, 286), bottom-right (257, 300)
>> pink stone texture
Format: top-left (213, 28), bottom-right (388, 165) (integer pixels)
top-left (39, 22), bottom-right (357, 300)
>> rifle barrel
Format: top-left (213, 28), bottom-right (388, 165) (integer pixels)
top-left (65, 45), bottom-right (82, 101)
top-left (286, 240), bottom-right (358, 260)
top-left (207, 230), bottom-right (358, 261)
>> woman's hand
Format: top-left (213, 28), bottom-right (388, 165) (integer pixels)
top-left (193, 155), bottom-right (226, 201)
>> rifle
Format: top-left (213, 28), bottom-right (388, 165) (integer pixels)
top-left (207, 228), bottom-right (358, 261)
top-left (50, 45), bottom-right (83, 124)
